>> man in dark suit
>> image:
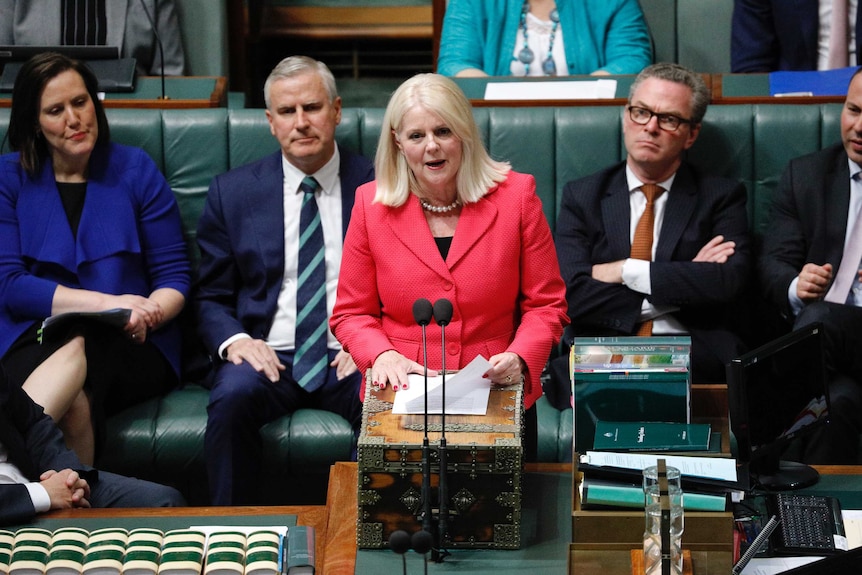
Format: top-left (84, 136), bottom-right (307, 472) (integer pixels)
top-left (0, 364), bottom-right (184, 526)
top-left (554, 63), bottom-right (750, 396)
top-left (195, 56), bottom-right (374, 505)
top-left (732, 0), bottom-right (861, 72)
top-left (759, 68), bottom-right (862, 463)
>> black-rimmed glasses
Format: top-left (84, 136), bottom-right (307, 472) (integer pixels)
top-left (627, 105), bottom-right (693, 132)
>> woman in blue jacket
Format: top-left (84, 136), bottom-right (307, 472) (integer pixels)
top-left (0, 52), bottom-right (190, 465)
top-left (438, 0), bottom-right (653, 77)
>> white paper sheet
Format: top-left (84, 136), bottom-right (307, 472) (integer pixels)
top-left (739, 557), bottom-right (821, 574)
top-left (843, 509), bottom-right (862, 549)
top-left (392, 355), bottom-right (493, 415)
top-left (483, 79), bottom-right (618, 100)
top-left (580, 451), bottom-right (739, 482)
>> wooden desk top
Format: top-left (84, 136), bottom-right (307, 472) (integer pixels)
top-left (0, 76), bottom-right (227, 109)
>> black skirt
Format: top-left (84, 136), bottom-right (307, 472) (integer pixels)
top-left (1, 320), bottom-right (177, 453)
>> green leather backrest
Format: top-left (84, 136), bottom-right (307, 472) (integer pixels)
top-left (0, 103), bottom-right (844, 248)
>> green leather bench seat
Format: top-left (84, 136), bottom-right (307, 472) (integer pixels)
top-left (0, 102), bottom-right (846, 502)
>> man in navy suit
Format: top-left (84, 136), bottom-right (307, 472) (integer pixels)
top-left (0, 364), bottom-right (184, 526)
top-left (759, 68), bottom-right (862, 463)
top-left (731, 0), bottom-right (862, 72)
top-left (195, 56), bottom-right (374, 505)
top-left (553, 63), bottom-right (750, 395)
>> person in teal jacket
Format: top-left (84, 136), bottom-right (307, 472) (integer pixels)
top-left (437, 0), bottom-right (653, 77)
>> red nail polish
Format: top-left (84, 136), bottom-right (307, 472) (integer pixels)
top-left (393, 384), bottom-right (400, 391)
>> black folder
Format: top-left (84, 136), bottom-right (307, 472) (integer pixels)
top-left (0, 57), bottom-right (137, 93)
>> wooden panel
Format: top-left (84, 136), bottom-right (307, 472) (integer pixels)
top-left (260, 6), bottom-right (433, 39)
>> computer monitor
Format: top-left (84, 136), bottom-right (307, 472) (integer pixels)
top-left (0, 45), bottom-right (136, 93)
top-left (0, 45), bottom-right (120, 63)
top-left (727, 323), bottom-right (829, 491)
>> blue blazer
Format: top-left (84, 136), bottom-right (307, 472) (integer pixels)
top-left (732, 0), bottom-right (862, 72)
top-left (0, 143), bottom-right (191, 375)
top-left (195, 146), bottom-right (375, 359)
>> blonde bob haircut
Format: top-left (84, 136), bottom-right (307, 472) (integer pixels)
top-left (373, 74), bottom-right (510, 207)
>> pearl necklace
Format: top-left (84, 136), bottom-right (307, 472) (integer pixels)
top-left (419, 197), bottom-right (461, 213)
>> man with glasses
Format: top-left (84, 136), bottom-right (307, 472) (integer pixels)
top-left (552, 63), bottom-right (750, 400)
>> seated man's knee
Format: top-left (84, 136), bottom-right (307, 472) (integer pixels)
top-left (795, 300), bottom-right (835, 328)
top-left (208, 363), bottom-right (270, 410)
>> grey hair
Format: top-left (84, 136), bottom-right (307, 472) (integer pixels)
top-left (628, 62), bottom-right (710, 125)
top-left (263, 55), bottom-right (338, 110)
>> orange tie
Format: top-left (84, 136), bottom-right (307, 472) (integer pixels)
top-left (631, 184), bottom-right (664, 336)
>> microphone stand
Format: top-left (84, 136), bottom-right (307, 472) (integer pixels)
top-left (432, 298), bottom-right (453, 562)
top-left (138, 0), bottom-right (168, 100)
top-left (420, 319), bottom-right (433, 537)
top-left (437, 321), bottom-right (449, 559)
top-left (412, 299), bottom-right (436, 549)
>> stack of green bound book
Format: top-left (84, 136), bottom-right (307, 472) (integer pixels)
top-left (571, 336), bottom-right (692, 454)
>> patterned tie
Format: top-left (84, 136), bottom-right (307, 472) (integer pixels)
top-left (631, 184), bottom-right (665, 336)
top-left (293, 176), bottom-right (328, 391)
top-left (828, 0), bottom-right (850, 69)
top-left (825, 199), bottom-right (862, 304)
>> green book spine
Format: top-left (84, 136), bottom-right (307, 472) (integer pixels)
top-left (581, 480), bottom-right (727, 512)
top-left (573, 370), bottom-right (689, 381)
top-left (285, 527), bottom-right (315, 575)
top-left (593, 421), bottom-right (712, 452)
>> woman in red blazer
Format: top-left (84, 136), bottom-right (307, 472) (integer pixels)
top-left (330, 73), bottom-right (568, 458)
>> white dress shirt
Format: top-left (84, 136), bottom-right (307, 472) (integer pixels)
top-left (818, 0), bottom-right (859, 69)
top-left (620, 165), bottom-right (686, 333)
top-left (218, 148), bottom-right (344, 357)
top-left (0, 442), bottom-right (50, 512)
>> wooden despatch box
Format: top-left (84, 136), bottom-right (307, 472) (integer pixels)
top-left (356, 379), bottom-right (524, 549)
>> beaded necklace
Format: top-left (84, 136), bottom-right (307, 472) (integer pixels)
top-left (419, 197), bottom-right (461, 213)
top-left (516, 0), bottom-right (560, 76)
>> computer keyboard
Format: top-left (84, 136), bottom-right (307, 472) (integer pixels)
top-left (769, 493), bottom-right (847, 555)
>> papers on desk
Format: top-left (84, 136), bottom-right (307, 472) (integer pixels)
top-left (580, 451), bottom-right (738, 483)
top-left (484, 79), bottom-right (617, 100)
top-left (393, 355), bottom-right (492, 415)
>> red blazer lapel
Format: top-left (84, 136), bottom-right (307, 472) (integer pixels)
top-left (447, 191), bottom-right (498, 269)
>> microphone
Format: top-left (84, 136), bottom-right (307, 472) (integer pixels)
top-left (432, 298), bottom-right (453, 555)
top-left (432, 298), bottom-right (453, 326)
top-left (412, 298), bottom-right (434, 534)
top-left (412, 530), bottom-right (433, 575)
top-left (388, 530), bottom-right (411, 575)
top-left (138, 0), bottom-right (168, 100)
top-left (412, 298), bottom-right (433, 327)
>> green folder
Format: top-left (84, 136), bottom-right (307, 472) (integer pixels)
top-left (593, 421), bottom-right (712, 452)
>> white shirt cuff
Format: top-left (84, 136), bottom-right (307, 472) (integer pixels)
top-left (218, 333), bottom-right (252, 360)
top-left (26, 482), bottom-right (50, 513)
top-left (621, 258), bottom-right (652, 295)
top-left (787, 277), bottom-right (805, 316)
